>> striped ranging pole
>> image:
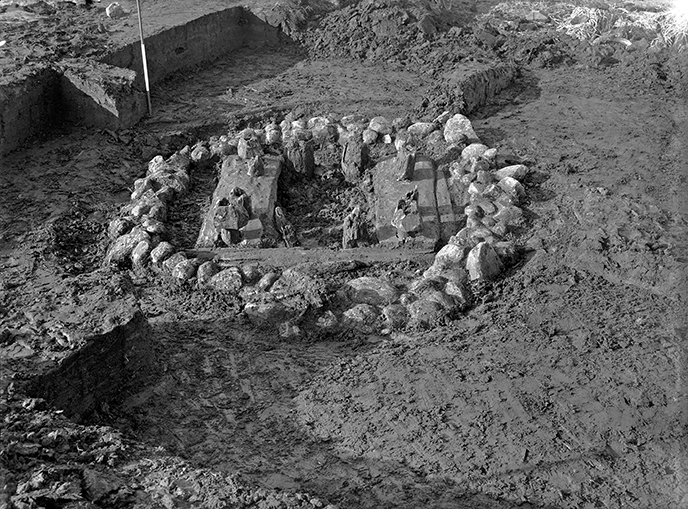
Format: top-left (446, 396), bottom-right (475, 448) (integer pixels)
top-left (135, 0), bottom-right (152, 115)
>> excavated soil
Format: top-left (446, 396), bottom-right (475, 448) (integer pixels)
top-left (1, 0), bottom-right (687, 508)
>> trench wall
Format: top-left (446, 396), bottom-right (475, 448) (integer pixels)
top-left (28, 310), bottom-right (156, 421)
top-left (0, 6), bottom-right (284, 157)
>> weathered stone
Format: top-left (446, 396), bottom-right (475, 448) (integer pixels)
top-left (191, 144), bottom-right (211, 163)
top-left (131, 239), bottom-right (153, 267)
top-left (493, 240), bottom-right (518, 264)
top-left (432, 243), bottom-right (467, 272)
top-left (444, 279), bottom-right (471, 309)
top-left (466, 241), bottom-right (503, 281)
top-left (382, 304), bottom-right (409, 329)
top-left (265, 126), bottom-right (282, 145)
top-left (467, 182), bottom-right (486, 197)
top-left (408, 298), bottom-right (446, 327)
top-left (197, 261), bottom-right (221, 285)
top-left (362, 128), bottom-right (378, 145)
top-left (493, 204), bottom-right (524, 227)
top-left (341, 138), bottom-right (367, 183)
top-left (271, 267), bottom-right (326, 309)
top-left (392, 116), bottom-right (412, 130)
top-left (147, 203), bottom-right (168, 222)
top-left (423, 289), bottom-right (456, 310)
top-left (257, 271), bottom-right (279, 291)
top-left (293, 128), bottom-right (313, 141)
top-left (210, 267), bottom-right (243, 292)
top-left (172, 259), bottom-right (198, 281)
top-left (476, 170), bottom-right (495, 185)
top-left (105, 229), bottom-right (149, 265)
top-left (106, 2), bottom-right (126, 18)
top-left (341, 114), bottom-right (367, 129)
top-left (150, 241), bottom-right (175, 265)
top-left (444, 113), bottom-right (479, 144)
top-left (462, 143), bottom-right (489, 160)
top-left (237, 137), bottom-right (263, 160)
top-left (482, 147), bottom-right (498, 162)
top-left (108, 217), bottom-right (133, 240)
top-left (368, 116), bottom-right (392, 135)
top-left (394, 146), bottom-right (416, 182)
top-left (244, 301), bottom-right (288, 326)
top-left (196, 156), bottom-right (281, 248)
top-left (343, 303), bottom-right (379, 330)
top-left (450, 226), bottom-right (500, 251)
top-left (498, 176), bottom-right (526, 203)
top-left (286, 140), bottom-right (315, 177)
top-left (239, 264), bottom-right (262, 284)
top-left (343, 277), bottom-right (400, 306)
top-left (279, 322), bottom-right (302, 339)
top-left (246, 156), bottom-right (264, 178)
top-left (342, 207), bottom-right (366, 249)
top-left (162, 252), bottom-right (186, 273)
top-left (495, 164), bottom-right (529, 181)
top-left (316, 310), bottom-right (338, 329)
top-left (373, 156), bottom-right (444, 249)
top-left (142, 218), bottom-right (167, 238)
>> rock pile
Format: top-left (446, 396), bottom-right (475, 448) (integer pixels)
top-left (105, 149), bottom-right (192, 268)
top-left (105, 109), bottom-right (533, 332)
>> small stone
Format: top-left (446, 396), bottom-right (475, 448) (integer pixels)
top-left (476, 170), bottom-right (495, 185)
top-left (362, 129), bottom-right (378, 145)
top-left (244, 301), bottom-right (288, 326)
top-left (467, 182), bottom-right (486, 196)
top-left (246, 156), bottom-right (264, 177)
top-left (240, 263), bottom-right (262, 283)
top-left (162, 252), bottom-right (186, 273)
top-left (316, 310), bottom-right (338, 329)
top-left (382, 304), bottom-right (409, 329)
top-left (495, 164), bottom-right (529, 181)
top-left (147, 204), bottom-right (168, 222)
top-left (108, 217), bottom-right (133, 240)
top-left (392, 117), bottom-right (412, 130)
top-left (131, 239), bottom-right (153, 267)
top-left (294, 128), bottom-right (313, 141)
top-left (172, 259), bottom-right (198, 281)
top-left (106, 2), bottom-right (126, 18)
top-left (142, 218), bottom-right (167, 238)
top-left (291, 119), bottom-right (307, 130)
top-left (432, 243), bottom-right (467, 271)
top-left (399, 292), bottom-right (417, 306)
top-left (105, 229), bottom-right (149, 265)
top-left (150, 241), bottom-right (175, 264)
top-left (493, 205), bottom-right (524, 227)
top-left (462, 143), bottom-right (489, 160)
top-left (197, 261), bottom-right (221, 285)
top-left (493, 241), bottom-right (518, 264)
top-left (191, 144), bottom-right (211, 163)
top-left (286, 140), bottom-right (315, 177)
top-left (482, 183), bottom-right (503, 200)
top-left (368, 116), bottom-right (392, 135)
top-left (279, 322), bottom-right (301, 338)
top-left (237, 137), bottom-right (263, 159)
top-left (444, 113), bottom-right (479, 144)
top-left (343, 277), bottom-right (400, 306)
top-left (444, 279), bottom-right (471, 309)
top-left (407, 122), bottom-right (436, 138)
top-left (265, 127), bottom-right (282, 145)
top-left (465, 241), bottom-right (503, 281)
top-left (382, 134), bottom-right (393, 144)
top-left (498, 177), bottom-right (526, 202)
top-left (408, 299), bottom-right (446, 327)
top-left (423, 289), bottom-right (456, 310)
top-left (257, 271), bottom-right (279, 291)
top-left (210, 267), bottom-right (243, 292)
top-left (482, 147), bottom-right (498, 162)
top-left (343, 303), bottom-right (379, 330)
top-left (469, 158), bottom-right (491, 173)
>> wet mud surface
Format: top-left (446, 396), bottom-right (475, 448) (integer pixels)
top-left (1, 0), bottom-right (687, 508)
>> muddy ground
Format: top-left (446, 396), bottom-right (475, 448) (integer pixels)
top-left (1, 0), bottom-right (687, 508)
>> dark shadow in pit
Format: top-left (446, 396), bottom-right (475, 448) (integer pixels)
top-left (101, 317), bottom-right (564, 509)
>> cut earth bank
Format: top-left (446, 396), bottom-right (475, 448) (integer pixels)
top-left (1, 0), bottom-right (687, 508)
